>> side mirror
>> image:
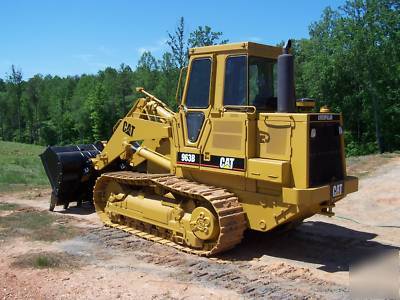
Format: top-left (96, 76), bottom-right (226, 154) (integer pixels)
top-left (175, 66), bottom-right (188, 105)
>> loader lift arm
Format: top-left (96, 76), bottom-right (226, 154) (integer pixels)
top-left (92, 88), bottom-right (175, 172)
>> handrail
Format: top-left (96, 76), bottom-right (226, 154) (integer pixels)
top-left (223, 105), bottom-right (256, 114)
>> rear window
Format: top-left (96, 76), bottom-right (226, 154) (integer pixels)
top-left (223, 55), bottom-right (277, 110)
top-left (249, 57), bottom-right (276, 109)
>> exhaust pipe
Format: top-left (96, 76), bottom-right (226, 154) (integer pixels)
top-left (277, 40), bottom-right (296, 113)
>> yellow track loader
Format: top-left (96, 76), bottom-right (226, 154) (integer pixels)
top-left (40, 40), bottom-right (358, 256)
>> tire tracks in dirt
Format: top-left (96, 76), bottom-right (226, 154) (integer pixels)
top-left (83, 226), bottom-right (348, 299)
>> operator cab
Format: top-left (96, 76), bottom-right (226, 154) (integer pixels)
top-left (177, 42), bottom-right (283, 146)
top-left (180, 42), bottom-right (282, 113)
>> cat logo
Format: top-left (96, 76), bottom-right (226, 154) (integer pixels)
top-left (317, 114), bottom-right (333, 121)
top-left (219, 157), bottom-right (235, 169)
top-left (122, 121), bottom-right (135, 137)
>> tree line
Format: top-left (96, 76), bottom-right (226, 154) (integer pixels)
top-left (0, 17), bottom-right (226, 146)
top-left (0, 0), bottom-right (399, 155)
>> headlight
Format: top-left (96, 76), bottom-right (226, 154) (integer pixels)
top-left (310, 128), bottom-right (316, 138)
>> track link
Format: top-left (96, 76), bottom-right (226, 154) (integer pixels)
top-left (93, 171), bottom-right (247, 256)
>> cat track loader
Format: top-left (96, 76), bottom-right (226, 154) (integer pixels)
top-left (40, 40), bottom-right (358, 256)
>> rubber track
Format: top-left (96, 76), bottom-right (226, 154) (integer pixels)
top-left (93, 171), bottom-right (247, 256)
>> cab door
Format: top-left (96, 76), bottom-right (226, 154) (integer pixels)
top-left (176, 55), bottom-right (214, 169)
top-left (200, 54), bottom-right (251, 176)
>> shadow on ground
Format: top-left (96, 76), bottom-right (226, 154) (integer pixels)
top-left (220, 221), bottom-right (399, 273)
top-left (57, 202), bottom-right (95, 216)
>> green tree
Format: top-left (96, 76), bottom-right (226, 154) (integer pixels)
top-left (167, 17), bottom-right (229, 68)
top-left (296, 0), bottom-right (400, 154)
top-left (0, 79), bottom-right (5, 92)
top-left (0, 91), bottom-right (7, 140)
top-left (167, 17), bottom-right (188, 68)
top-left (87, 82), bottom-right (107, 141)
top-left (22, 75), bottom-right (42, 143)
top-left (135, 51), bottom-right (159, 95)
top-left (188, 25), bottom-right (228, 47)
top-left (155, 52), bottom-right (180, 109)
top-left (6, 65), bottom-right (23, 142)
top-left (117, 63), bottom-right (134, 115)
top-left (71, 75), bottom-right (97, 143)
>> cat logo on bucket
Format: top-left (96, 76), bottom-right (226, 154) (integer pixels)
top-left (219, 157), bottom-right (235, 169)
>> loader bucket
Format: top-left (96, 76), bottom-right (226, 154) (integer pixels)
top-left (39, 142), bottom-right (104, 208)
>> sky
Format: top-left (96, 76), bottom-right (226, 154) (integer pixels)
top-left (0, 0), bottom-right (346, 79)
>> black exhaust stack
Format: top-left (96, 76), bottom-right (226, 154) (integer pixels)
top-left (277, 40), bottom-right (296, 113)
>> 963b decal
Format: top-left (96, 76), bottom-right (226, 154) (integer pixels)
top-left (177, 152), bottom-right (245, 171)
top-left (177, 152), bottom-right (200, 165)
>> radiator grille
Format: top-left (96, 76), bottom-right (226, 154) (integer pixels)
top-left (309, 122), bottom-right (344, 187)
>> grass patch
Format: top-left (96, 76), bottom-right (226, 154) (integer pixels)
top-left (0, 209), bottom-right (81, 242)
top-left (0, 202), bottom-right (19, 211)
top-left (11, 251), bottom-right (80, 269)
top-left (0, 141), bottom-right (48, 193)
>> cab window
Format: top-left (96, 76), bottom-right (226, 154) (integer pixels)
top-left (224, 55), bottom-right (247, 106)
top-left (186, 112), bottom-right (205, 142)
top-left (249, 57), bottom-right (276, 110)
top-left (185, 58), bottom-right (212, 108)
top-left (223, 55), bottom-right (277, 110)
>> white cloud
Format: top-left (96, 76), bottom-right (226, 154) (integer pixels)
top-left (137, 37), bottom-right (168, 56)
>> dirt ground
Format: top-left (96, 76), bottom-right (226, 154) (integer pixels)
top-left (1, 155), bottom-right (399, 299)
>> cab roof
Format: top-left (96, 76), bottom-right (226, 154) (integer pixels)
top-left (189, 42), bottom-right (283, 59)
